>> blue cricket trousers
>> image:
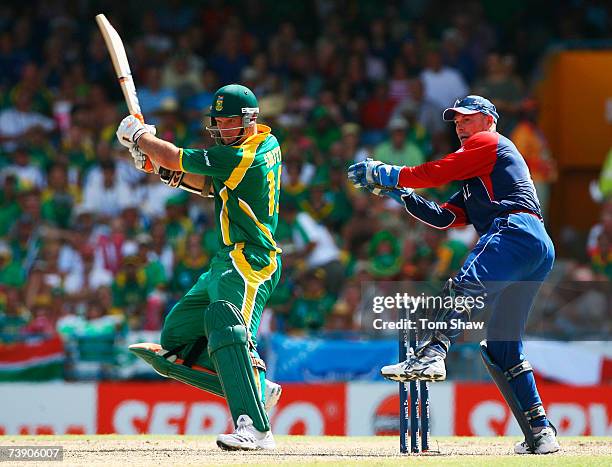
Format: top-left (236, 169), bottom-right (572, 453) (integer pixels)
top-left (452, 212), bottom-right (555, 426)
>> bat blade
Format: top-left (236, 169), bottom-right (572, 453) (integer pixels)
top-left (95, 13), bottom-right (141, 117)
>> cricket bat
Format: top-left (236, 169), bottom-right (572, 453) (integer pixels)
top-left (95, 13), bottom-right (157, 173)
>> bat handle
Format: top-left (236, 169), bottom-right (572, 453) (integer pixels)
top-left (132, 113), bottom-right (157, 173)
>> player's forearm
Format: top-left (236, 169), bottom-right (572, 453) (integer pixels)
top-left (138, 133), bottom-right (182, 171)
top-left (401, 192), bottom-right (467, 229)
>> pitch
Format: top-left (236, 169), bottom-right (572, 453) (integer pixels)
top-left (2, 436), bottom-right (610, 466)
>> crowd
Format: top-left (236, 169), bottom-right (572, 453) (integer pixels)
top-left (0, 1), bottom-right (610, 350)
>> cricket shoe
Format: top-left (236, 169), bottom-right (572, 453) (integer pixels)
top-left (514, 425), bottom-right (560, 455)
top-left (381, 347), bottom-right (446, 382)
top-left (264, 380), bottom-right (282, 411)
top-left (216, 414), bottom-right (276, 451)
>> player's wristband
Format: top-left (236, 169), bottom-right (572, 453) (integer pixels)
top-left (159, 168), bottom-right (207, 196)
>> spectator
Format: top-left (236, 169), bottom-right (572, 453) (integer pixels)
top-left (11, 63), bottom-right (53, 114)
top-left (281, 200), bottom-right (344, 295)
top-left (360, 82), bottom-right (396, 145)
top-left (392, 77), bottom-right (445, 140)
top-left (21, 294), bottom-right (55, 336)
top-left (326, 279), bottom-right (361, 331)
top-left (388, 60), bottom-right (411, 103)
top-left (64, 245), bottom-right (112, 310)
top-left (510, 99), bottom-right (557, 219)
top-left (41, 162), bottom-right (80, 229)
top-left (0, 91), bottom-right (54, 152)
top-left (342, 193), bottom-right (381, 256)
top-left (587, 200), bottom-right (612, 280)
top-left (301, 183), bottom-right (334, 224)
top-left (306, 106), bottom-right (342, 153)
top-left (281, 157), bottom-right (309, 209)
top-left (0, 174), bottom-right (22, 237)
top-left (589, 230), bottom-right (612, 280)
top-left (111, 253), bottom-right (149, 329)
top-left (373, 117), bottom-right (425, 167)
top-left (340, 123), bottom-right (369, 164)
top-left (17, 186), bottom-right (43, 227)
top-left (420, 47), bottom-right (469, 112)
top-left (137, 67), bottom-right (177, 124)
top-left (8, 214), bottom-right (39, 269)
top-left (597, 147), bottom-right (612, 200)
top-left (287, 270), bottom-right (335, 332)
top-left (24, 238), bottom-right (66, 311)
top-left (1, 146), bottom-right (44, 189)
top-left (0, 242), bottom-right (25, 288)
top-left (131, 234), bottom-right (166, 293)
top-left (171, 232), bottom-right (209, 297)
top-left (138, 174), bottom-right (177, 220)
top-left (140, 11), bottom-right (173, 55)
top-left (153, 97), bottom-right (192, 147)
top-left (323, 160), bottom-right (354, 231)
top-left (57, 298), bottom-right (123, 339)
top-left (81, 159), bottom-right (132, 218)
top-left (474, 53), bottom-right (524, 133)
top-left (0, 287), bottom-right (29, 339)
top-left (95, 216), bottom-right (125, 275)
top-left (150, 219), bottom-right (175, 278)
top-left (208, 26), bottom-right (249, 83)
top-left (367, 231), bottom-right (403, 279)
top-left (185, 69), bottom-right (218, 129)
top-left (161, 51), bottom-right (204, 100)
top-left (440, 27), bottom-right (477, 84)
top-left (163, 194), bottom-right (193, 247)
top-left (0, 32), bottom-right (28, 86)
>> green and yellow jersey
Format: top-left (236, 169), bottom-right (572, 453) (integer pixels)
top-left (179, 124), bottom-right (282, 255)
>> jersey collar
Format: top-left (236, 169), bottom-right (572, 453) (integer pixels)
top-left (234, 124), bottom-right (271, 148)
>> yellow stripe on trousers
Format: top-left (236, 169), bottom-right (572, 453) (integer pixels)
top-left (253, 367), bottom-right (262, 399)
top-left (229, 242), bottom-right (277, 327)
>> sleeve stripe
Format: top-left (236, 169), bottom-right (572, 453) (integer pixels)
top-left (178, 148), bottom-right (185, 172)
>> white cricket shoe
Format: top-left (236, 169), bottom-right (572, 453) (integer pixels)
top-left (514, 426), bottom-right (560, 454)
top-left (264, 379), bottom-right (282, 411)
top-left (381, 348), bottom-right (446, 382)
top-left (216, 414), bottom-right (276, 451)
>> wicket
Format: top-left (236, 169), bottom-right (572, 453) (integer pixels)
top-left (399, 310), bottom-right (430, 453)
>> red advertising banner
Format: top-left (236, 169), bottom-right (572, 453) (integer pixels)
top-left (455, 383), bottom-right (612, 436)
top-left (97, 381), bottom-right (347, 435)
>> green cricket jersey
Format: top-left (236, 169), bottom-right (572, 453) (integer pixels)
top-left (179, 124), bottom-right (282, 254)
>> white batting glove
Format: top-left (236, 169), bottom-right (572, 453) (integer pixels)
top-left (129, 146), bottom-right (151, 172)
top-left (116, 115), bottom-right (156, 148)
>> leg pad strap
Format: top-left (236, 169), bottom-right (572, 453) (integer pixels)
top-left (505, 360), bottom-right (533, 380)
top-left (525, 404), bottom-right (546, 421)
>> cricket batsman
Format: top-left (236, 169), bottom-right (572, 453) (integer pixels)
top-left (116, 84), bottom-right (282, 450)
top-left (348, 95), bottom-right (560, 454)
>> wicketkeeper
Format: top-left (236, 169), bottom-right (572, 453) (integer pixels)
top-left (348, 95), bottom-right (559, 454)
top-left (116, 84), bottom-right (282, 451)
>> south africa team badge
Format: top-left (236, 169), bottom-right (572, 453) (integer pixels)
top-left (215, 95), bottom-right (224, 111)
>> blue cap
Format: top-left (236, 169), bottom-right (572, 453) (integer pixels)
top-left (442, 95), bottom-right (499, 122)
